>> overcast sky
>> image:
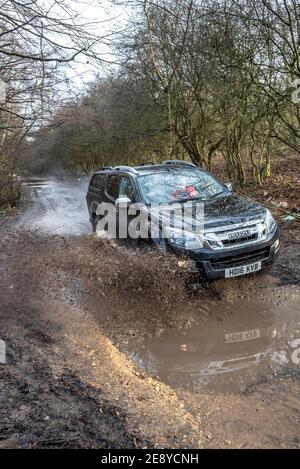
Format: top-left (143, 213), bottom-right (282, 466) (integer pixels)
top-left (64, 0), bottom-right (130, 91)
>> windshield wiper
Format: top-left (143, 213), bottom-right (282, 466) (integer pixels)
top-left (169, 196), bottom-right (203, 204)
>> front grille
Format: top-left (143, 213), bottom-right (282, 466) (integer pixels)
top-left (210, 247), bottom-right (270, 270)
top-left (222, 233), bottom-right (257, 246)
top-left (205, 218), bottom-right (266, 250)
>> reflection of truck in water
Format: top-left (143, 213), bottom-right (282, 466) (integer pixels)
top-left (127, 302), bottom-right (278, 393)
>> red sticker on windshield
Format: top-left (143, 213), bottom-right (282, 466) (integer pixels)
top-left (186, 186), bottom-right (197, 197)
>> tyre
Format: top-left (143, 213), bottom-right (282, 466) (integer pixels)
top-left (91, 214), bottom-right (100, 233)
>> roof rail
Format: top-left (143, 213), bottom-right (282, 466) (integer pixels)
top-left (136, 162), bottom-right (155, 166)
top-left (114, 165), bottom-right (138, 174)
top-left (163, 159), bottom-right (196, 167)
top-left (97, 166), bottom-right (113, 171)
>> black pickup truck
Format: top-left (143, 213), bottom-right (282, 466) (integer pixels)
top-left (86, 160), bottom-right (280, 279)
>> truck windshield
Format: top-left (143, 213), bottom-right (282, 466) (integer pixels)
top-left (137, 169), bottom-right (225, 204)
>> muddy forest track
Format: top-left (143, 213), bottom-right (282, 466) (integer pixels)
top-left (0, 179), bottom-right (300, 448)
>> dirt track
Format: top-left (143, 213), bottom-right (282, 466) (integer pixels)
top-left (0, 179), bottom-right (300, 448)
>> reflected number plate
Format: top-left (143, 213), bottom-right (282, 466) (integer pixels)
top-left (225, 329), bottom-right (261, 343)
top-left (225, 261), bottom-right (261, 278)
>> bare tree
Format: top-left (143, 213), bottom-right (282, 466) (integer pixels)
top-left (0, 0), bottom-right (118, 205)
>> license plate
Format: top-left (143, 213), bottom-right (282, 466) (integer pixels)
top-left (225, 261), bottom-right (261, 277)
top-left (225, 328), bottom-right (261, 343)
top-left (228, 230), bottom-right (251, 240)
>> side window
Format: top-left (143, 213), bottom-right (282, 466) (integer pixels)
top-left (119, 177), bottom-right (136, 201)
top-left (106, 175), bottom-right (120, 200)
top-left (90, 174), bottom-right (105, 191)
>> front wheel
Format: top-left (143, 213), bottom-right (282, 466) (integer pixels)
top-left (91, 214), bottom-right (100, 233)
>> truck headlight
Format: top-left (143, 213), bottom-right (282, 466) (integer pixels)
top-left (265, 209), bottom-right (277, 235)
top-left (165, 227), bottom-right (203, 249)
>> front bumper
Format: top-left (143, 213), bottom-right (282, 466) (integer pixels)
top-left (168, 227), bottom-right (280, 280)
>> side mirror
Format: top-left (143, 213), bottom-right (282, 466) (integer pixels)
top-left (115, 196), bottom-right (131, 210)
top-left (224, 182), bottom-right (233, 192)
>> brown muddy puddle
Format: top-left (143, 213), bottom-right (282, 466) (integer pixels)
top-left (126, 294), bottom-right (300, 394)
top-left (17, 178), bottom-right (300, 395)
